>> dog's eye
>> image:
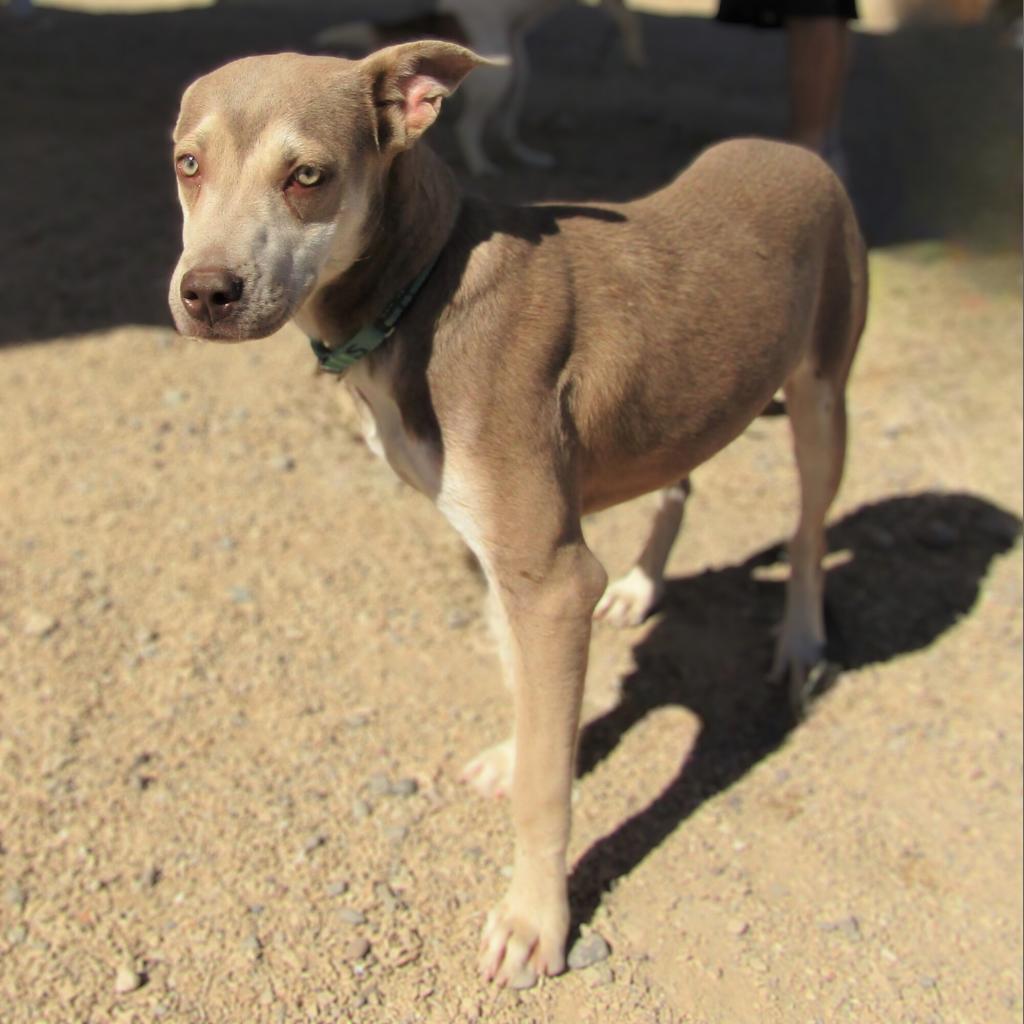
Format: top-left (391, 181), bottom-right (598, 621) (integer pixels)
top-left (177, 154), bottom-right (200, 178)
top-left (293, 165), bottom-right (323, 188)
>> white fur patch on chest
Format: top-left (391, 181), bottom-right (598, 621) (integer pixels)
top-left (343, 364), bottom-right (441, 499)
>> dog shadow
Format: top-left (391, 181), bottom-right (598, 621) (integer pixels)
top-left (568, 490), bottom-right (1021, 933)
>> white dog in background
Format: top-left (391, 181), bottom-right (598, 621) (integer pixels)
top-left (316, 0), bottom-right (645, 174)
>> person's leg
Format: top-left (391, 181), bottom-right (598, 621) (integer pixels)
top-left (786, 16), bottom-right (850, 152)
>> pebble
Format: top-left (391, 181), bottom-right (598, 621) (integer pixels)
top-left (818, 916), bottom-right (861, 941)
top-left (4, 884), bottom-right (27, 911)
top-left (338, 907), bottom-right (367, 926)
top-left (114, 965), bottom-right (144, 994)
top-left (373, 882), bottom-right (402, 913)
top-left (446, 608), bottom-right (472, 630)
top-left (229, 586), bottom-right (254, 604)
top-left (241, 933), bottom-right (263, 961)
top-left (137, 866), bottom-right (160, 889)
top-left (392, 778), bottom-right (418, 797)
top-left (588, 962), bottom-right (615, 987)
top-left (366, 772), bottom-right (392, 797)
top-left (727, 920), bottom-right (750, 937)
top-left (384, 825), bottom-right (408, 844)
top-left (917, 518), bottom-right (958, 550)
top-left (326, 879), bottom-right (349, 898)
top-left (567, 932), bottom-right (611, 971)
top-left (6, 924), bottom-right (27, 946)
top-left (303, 832), bottom-right (327, 855)
top-left (508, 967), bottom-right (537, 990)
top-left (343, 936), bottom-right (371, 961)
top-left (23, 612), bottom-right (58, 638)
top-left (270, 454), bottom-right (296, 472)
top-left (352, 799), bottom-right (372, 821)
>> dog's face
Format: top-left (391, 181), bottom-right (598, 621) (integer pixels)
top-left (168, 44), bottom-right (481, 341)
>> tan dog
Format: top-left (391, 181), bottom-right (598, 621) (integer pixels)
top-left (168, 41), bottom-right (867, 988)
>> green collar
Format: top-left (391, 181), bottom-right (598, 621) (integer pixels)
top-left (309, 253), bottom-right (441, 375)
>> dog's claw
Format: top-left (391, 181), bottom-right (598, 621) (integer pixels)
top-left (479, 898), bottom-right (565, 987)
top-left (593, 567), bottom-right (661, 628)
top-left (462, 739), bottom-right (515, 799)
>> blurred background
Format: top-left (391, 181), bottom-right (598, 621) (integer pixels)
top-left (0, 0), bottom-right (1020, 344)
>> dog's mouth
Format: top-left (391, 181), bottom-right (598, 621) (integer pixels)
top-left (174, 312), bottom-right (290, 343)
top-left (169, 270), bottom-right (294, 342)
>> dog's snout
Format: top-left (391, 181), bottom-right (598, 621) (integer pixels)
top-left (180, 268), bottom-right (245, 325)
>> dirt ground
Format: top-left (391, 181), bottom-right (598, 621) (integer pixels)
top-left (0, 3), bottom-right (1021, 1023)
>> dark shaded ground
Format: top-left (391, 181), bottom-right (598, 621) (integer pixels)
top-left (571, 490), bottom-right (1022, 932)
top-left (0, 0), bottom-right (1020, 345)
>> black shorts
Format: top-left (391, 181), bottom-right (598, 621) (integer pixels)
top-left (717, 0), bottom-right (858, 28)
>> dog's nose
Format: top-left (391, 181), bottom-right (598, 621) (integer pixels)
top-left (180, 268), bottom-right (244, 325)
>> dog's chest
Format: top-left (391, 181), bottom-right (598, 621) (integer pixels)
top-left (343, 369), bottom-right (441, 498)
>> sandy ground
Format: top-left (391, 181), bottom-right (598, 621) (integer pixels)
top-left (0, 3), bottom-right (1021, 1023)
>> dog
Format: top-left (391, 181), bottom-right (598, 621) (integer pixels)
top-left (314, 0), bottom-right (645, 174)
top-left (168, 40), bottom-right (867, 988)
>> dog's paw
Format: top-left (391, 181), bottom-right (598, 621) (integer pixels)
top-left (593, 567), bottom-right (661, 628)
top-left (461, 739), bottom-right (515, 799)
top-left (479, 895), bottom-right (568, 988)
top-left (770, 622), bottom-right (835, 717)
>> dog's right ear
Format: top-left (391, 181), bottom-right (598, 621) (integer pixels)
top-left (362, 40), bottom-right (490, 151)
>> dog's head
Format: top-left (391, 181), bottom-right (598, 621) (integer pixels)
top-left (168, 43), bottom-right (482, 341)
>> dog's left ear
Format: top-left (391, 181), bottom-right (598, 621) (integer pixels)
top-left (363, 40), bottom-right (488, 150)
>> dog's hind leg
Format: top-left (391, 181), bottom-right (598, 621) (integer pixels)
top-left (594, 478), bottom-right (690, 628)
top-left (772, 362), bottom-right (847, 707)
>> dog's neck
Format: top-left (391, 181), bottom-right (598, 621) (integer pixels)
top-left (313, 144), bottom-right (461, 347)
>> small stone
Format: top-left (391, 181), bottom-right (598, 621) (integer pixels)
top-left (162, 389), bottom-right (187, 407)
top-left (727, 920), bottom-right (750, 937)
top-left (373, 882), bottom-right (402, 913)
top-left (270, 454), bottom-right (296, 472)
top-left (588, 962), bottom-right (614, 987)
top-left (508, 967), bottom-right (537, 990)
top-left (818, 916), bottom-right (860, 940)
top-left (343, 936), bottom-right (371, 961)
top-left (23, 612), bottom-right (58, 638)
top-left (567, 932), bottom-right (611, 971)
top-left (366, 772), bottom-right (391, 797)
top-left (6, 924), bottom-right (27, 945)
top-left (229, 586), bottom-right (254, 604)
top-left (383, 825), bottom-right (408, 844)
top-left (241, 933), bottom-right (263, 960)
top-left (864, 524), bottom-right (896, 548)
top-left (919, 974), bottom-right (938, 990)
top-left (4, 884), bottom-right (27, 911)
top-left (352, 799), bottom-right (372, 821)
top-left (446, 608), bottom-right (471, 630)
top-left (303, 832), bottom-right (327, 855)
top-left (392, 778), bottom-right (418, 797)
top-left (114, 965), bottom-right (144, 994)
top-left (326, 879), bottom-right (349, 898)
top-left (138, 866), bottom-right (160, 889)
top-left (917, 518), bottom-right (958, 550)
top-left (338, 907), bottom-right (367, 926)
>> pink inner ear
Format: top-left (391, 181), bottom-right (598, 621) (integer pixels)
top-left (402, 74), bottom-right (445, 136)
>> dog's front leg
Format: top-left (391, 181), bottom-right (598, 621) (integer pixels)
top-left (476, 537), bottom-right (606, 987)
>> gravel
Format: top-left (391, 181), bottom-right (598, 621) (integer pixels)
top-left (114, 966), bottom-right (144, 994)
top-left (567, 932), bottom-right (611, 971)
